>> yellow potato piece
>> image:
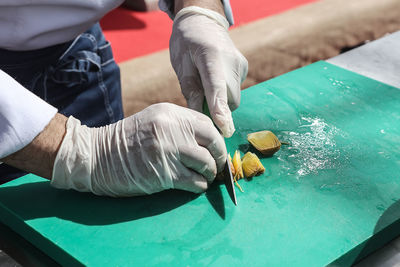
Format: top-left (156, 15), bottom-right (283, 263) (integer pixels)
top-left (247, 130), bottom-right (281, 156)
top-left (242, 152), bottom-right (265, 178)
top-left (232, 150), bottom-right (244, 179)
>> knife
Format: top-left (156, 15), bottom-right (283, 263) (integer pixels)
top-left (202, 100), bottom-right (237, 206)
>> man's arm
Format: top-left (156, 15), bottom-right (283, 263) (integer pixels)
top-left (0, 69), bottom-right (60, 179)
top-left (174, 0), bottom-right (224, 16)
top-left (1, 113), bottom-right (67, 179)
top-left (167, 0), bottom-right (248, 137)
top-left (0, 4), bottom-right (229, 197)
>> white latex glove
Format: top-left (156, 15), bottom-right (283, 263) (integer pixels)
top-left (170, 6), bottom-right (248, 138)
top-left (51, 103), bottom-right (227, 197)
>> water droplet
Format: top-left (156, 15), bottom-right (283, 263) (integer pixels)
top-left (279, 116), bottom-right (344, 177)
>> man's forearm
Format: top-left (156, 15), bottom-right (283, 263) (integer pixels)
top-left (174, 0), bottom-right (225, 16)
top-left (1, 113), bottom-right (67, 179)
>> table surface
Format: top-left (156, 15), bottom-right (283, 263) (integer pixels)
top-left (328, 31), bottom-right (400, 89)
top-left (0, 61), bottom-right (399, 266)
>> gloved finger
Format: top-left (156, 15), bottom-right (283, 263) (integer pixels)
top-left (187, 110), bottom-right (227, 173)
top-left (179, 76), bottom-right (205, 112)
top-left (195, 50), bottom-right (235, 138)
top-left (187, 90), bottom-right (204, 113)
top-left (224, 58), bottom-right (241, 111)
top-left (239, 53), bottom-right (249, 84)
top-left (173, 167), bottom-right (209, 193)
top-left (224, 52), bottom-right (248, 111)
top-left (226, 79), bottom-right (240, 111)
top-left (179, 145), bottom-right (217, 183)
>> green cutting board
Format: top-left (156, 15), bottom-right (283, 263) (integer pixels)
top-left (0, 61), bottom-right (399, 266)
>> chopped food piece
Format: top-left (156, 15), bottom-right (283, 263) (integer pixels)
top-left (242, 152), bottom-right (265, 178)
top-left (232, 150), bottom-right (244, 179)
top-left (233, 174), bottom-right (244, 192)
top-left (247, 130), bottom-right (281, 156)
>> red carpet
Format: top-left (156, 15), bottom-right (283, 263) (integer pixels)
top-left (101, 0), bottom-right (317, 63)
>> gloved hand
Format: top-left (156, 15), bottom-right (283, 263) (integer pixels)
top-left (169, 6), bottom-right (248, 138)
top-left (51, 103), bottom-right (227, 197)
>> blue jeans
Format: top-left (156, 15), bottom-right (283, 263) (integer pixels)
top-left (0, 23), bottom-right (124, 182)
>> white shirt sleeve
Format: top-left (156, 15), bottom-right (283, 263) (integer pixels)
top-left (0, 0), bottom-right (124, 51)
top-left (0, 70), bottom-right (58, 159)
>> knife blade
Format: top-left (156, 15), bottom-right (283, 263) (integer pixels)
top-left (223, 155), bottom-right (238, 205)
top-left (202, 100), bottom-right (237, 206)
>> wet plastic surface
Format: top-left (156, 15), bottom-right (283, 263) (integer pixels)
top-left (0, 61), bottom-right (399, 266)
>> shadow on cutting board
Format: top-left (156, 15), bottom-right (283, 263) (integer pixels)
top-left (0, 181), bottom-right (205, 226)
